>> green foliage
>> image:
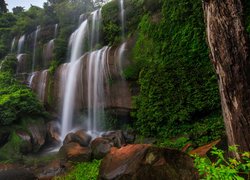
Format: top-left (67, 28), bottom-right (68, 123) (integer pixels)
top-left (0, 54), bottom-right (17, 73)
top-left (102, 0), bottom-right (121, 44)
top-left (102, 0), bottom-right (145, 45)
top-left (245, 1), bottom-right (250, 35)
top-left (132, 0), bottom-right (222, 143)
top-left (158, 137), bottom-right (190, 150)
top-left (0, 57), bottom-right (45, 125)
top-left (194, 146), bottom-right (250, 180)
top-left (54, 160), bottom-right (101, 180)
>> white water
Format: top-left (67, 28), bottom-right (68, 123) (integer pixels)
top-left (11, 37), bottom-right (16, 53)
top-left (61, 20), bottom-right (88, 140)
top-left (90, 9), bottom-right (102, 50)
top-left (38, 70), bottom-right (48, 102)
top-left (28, 72), bottom-right (36, 87)
top-left (17, 35), bottom-right (25, 54)
top-left (32, 26), bottom-right (41, 72)
top-left (54, 24), bottom-right (58, 38)
top-left (87, 46), bottom-right (110, 133)
top-left (120, 0), bottom-right (125, 39)
top-left (117, 42), bottom-right (126, 77)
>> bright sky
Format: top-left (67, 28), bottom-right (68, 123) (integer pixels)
top-left (5, 0), bottom-right (47, 11)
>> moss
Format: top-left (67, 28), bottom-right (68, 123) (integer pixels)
top-left (0, 131), bottom-right (23, 162)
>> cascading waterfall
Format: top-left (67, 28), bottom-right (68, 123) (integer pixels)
top-left (54, 24), bottom-right (58, 38)
top-left (17, 35), bottom-right (25, 54)
top-left (37, 70), bottom-right (48, 102)
top-left (60, 20), bottom-right (88, 139)
top-left (117, 42), bottom-right (126, 77)
top-left (120, 0), bottom-right (125, 39)
top-left (32, 26), bottom-right (41, 72)
top-left (90, 10), bottom-right (101, 50)
top-left (11, 37), bottom-right (16, 53)
top-left (87, 46), bottom-right (110, 133)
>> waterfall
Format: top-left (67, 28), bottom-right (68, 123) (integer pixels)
top-left (117, 42), bottom-right (126, 77)
top-left (37, 70), bottom-right (49, 102)
top-left (120, 0), bottom-right (125, 39)
top-left (43, 39), bottom-right (54, 67)
top-left (28, 72), bottom-right (36, 87)
top-left (11, 37), bottom-right (16, 53)
top-left (17, 35), bottom-right (25, 54)
top-left (17, 54), bottom-right (27, 73)
top-left (87, 46), bottom-right (110, 133)
top-left (54, 24), bottom-right (58, 38)
top-left (32, 26), bottom-right (41, 72)
top-left (90, 9), bottom-right (102, 50)
top-left (60, 20), bottom-right (88, 139)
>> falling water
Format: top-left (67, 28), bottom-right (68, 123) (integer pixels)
top-left (43, 39), bottom-right (55, 67)
top-left (120, 0), bottom-right (125, 39)
top-left (54, 24), bottom-right (58, 38)
top-left (90, 10), bottom-right (102, 50)
top-left (79, 14), bottom-right (85, 25)
top-left (17, 54), bottom-right (27, 73)
top-left (17, 35), bottom-right (25, 54)
top-left (87, 46), bottom-right (110, 133)
top-left (11, 37), bottom-right (16, 53)
top-left (61, 20), bottom-right (88, 139)
top-left (117, 42), bottom-right (126, 77)
top-left (28, 72), bottom-right (36, 87)
top-left (37, 70), bottom-right (48, 102)
top-left (32, 26), bottom-right (41, 72)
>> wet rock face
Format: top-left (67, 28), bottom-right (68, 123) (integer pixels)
top-left (59, 142), bottom-right (91, 162)
top-left (99, 144), bottom-right (199, 180)
top-left (46, 121), bottom-right (61, 144)
top-left (28, 122), bottom-right (47, 152)
top-left (16, 131), bottom-right (32, 154)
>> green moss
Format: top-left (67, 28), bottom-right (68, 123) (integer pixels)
top-left (54, 160), bottom-right (101, 180)
top-left (0, 131), bottom-right (23, 162)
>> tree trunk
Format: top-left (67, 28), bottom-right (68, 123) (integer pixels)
top-left (203, 0), bottom-right (250, 158)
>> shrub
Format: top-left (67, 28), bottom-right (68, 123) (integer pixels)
top-left (194, 146), bottom-right (250, 180)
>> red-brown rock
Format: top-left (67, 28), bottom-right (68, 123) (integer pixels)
top-left (59, 142), bottom-right (91, 162)
top-left (99, 144), bottom-right (198, 180)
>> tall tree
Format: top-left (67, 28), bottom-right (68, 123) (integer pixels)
top-left (0, 0), bottom-right (8, 13)
top-left (203, 0), bottom-right (250, 158)
top-left (0, 0), bottom-right (7, 13)
top-left (12, 6), bottom-right (24, 15)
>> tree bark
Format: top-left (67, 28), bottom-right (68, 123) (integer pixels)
top-left (203, 0), bottom-right (250, 158)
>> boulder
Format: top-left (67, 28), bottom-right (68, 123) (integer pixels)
top-left (122, 130), bottom-right (136, 144)
top-left (0, 169), bottom-right (37, 180)
top-left (63, 130), bottom-right (92, 147)
top-left (59, 142), bottom-right (91, 162)
top-left (16, 131), bottom-right (32, 154)
top-left (46, 121), bottom-right (60, 144)
top-left (99, 144), bottom-right (198, 180)
top-left (28, 122), bottom-right (47, 152)
top-left (75, 129), bottom-right (92, 146)
top-left (91, 137), bottom-right (113, 159)
top-left (102, 130), bottom-right (125, 148)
